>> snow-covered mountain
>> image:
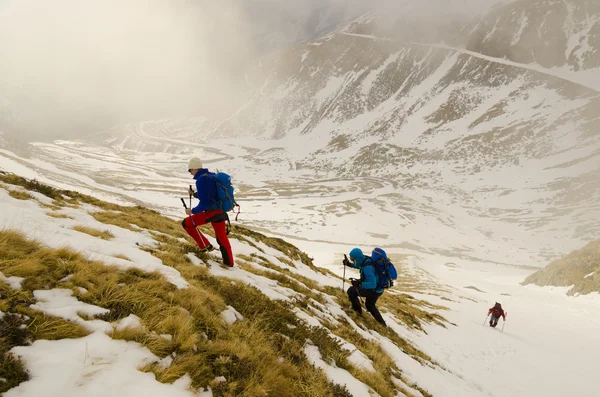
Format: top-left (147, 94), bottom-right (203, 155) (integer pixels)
top-left (0, 0), bottom-right (598, 269)
top-left (465, 0), bottom-right (600, 71)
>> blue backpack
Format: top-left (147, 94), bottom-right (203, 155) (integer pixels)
top-left (209, 172), bottom-right (238, 213)
top-left (370, 248), bottom-right (397, 289)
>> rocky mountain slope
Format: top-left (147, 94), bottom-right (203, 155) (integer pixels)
top-left (523, 239), bottom-right (600, 294)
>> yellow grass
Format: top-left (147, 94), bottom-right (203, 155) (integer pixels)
top-left (91, 211), bottom-right (137, 231)
top-left (20, 308), bottom-right (90, 341)
top-left (8, 189), bottom-right (33, 200)
top-left (46, 211), bottom-right (73, 219)
top-left (72, 225), bottom-right (114, 240)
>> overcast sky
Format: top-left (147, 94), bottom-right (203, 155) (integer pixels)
top-left (0, 0), bottom-right (509, 139)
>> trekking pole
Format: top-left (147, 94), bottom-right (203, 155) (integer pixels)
top-left (180, 197), bottom-right (208, 249)
top-left (184, 188), bottom-right (197, 229)
top-left (501, 312), bottom-right (508, 332)
top-left (483, 314), bottom-right (489, 326)
top-left (180, 198), bottom-right (195, 226)
top-left (342, 254), bottom-right (347, 292)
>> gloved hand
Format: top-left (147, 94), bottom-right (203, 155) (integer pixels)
top-left (351, 278), bottom-right (360, 288)
top-left (342, 254), bottom-right (351, 267)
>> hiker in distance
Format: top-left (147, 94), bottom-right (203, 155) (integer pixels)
top-left (182, 157), bottom-right (234, 267)
top-left (343, 247), bottom-right (396, 327)
top-left (488, 302), bottom-right (506, 327)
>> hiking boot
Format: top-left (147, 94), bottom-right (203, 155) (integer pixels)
top-left (200, 244), bottom-right (215, 253)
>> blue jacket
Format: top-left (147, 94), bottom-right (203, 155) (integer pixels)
top-left (348, 250), bottom-right (381, 292)
top-left (192, 169), bottom-right (217, 214)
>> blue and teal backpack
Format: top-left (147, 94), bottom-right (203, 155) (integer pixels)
top-left (370, 248), bottom-right (398, 289)
top-left (209, 172), bottom-right (238, 214)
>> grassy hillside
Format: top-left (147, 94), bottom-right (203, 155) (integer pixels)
top-left (0, 172), bottom-right (449, 397)
top-left (522, 240), bottom-right (600, 295)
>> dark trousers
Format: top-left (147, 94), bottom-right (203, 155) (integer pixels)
top-left (490, 315), bottom-right (500, 327)
top-left (347, 286), bottom-right (386, 326)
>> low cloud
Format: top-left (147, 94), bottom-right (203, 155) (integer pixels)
top-left (0, 0), bottom-right (261, 138)
top-left (0, 0), bottom-right (509, 139)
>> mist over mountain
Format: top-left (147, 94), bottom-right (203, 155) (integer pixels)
top-left (0, 0), bottom-right (371, 141)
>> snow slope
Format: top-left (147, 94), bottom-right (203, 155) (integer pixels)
top-left (1, 175), bottom-right (599, 397)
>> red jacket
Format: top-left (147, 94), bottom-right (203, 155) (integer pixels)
top-left (488, 306), bottom-right (505, 319)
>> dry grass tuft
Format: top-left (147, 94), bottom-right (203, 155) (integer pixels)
top-left (110, 327), bottom-right (176, 357)
top-left (19, 308), bottom-right (90, 341)
top-left (46, 211), bottom-right (73, 219)
top-left (8, 189), bottom-right (33, 201)
top-left (91, 211), bottom-right (138, 231)
top-left (0, 352), bottom-right (29, 393)
top-left (0, 230), bottom-right (39, 261)
top-left (0, 174), bottom-right (60, 199)
top-left (380, 292), bottom-right (447, 331)
top-left (72, 226), bottom-right (114, 240)
top-left (0, 304), bottom-right (31, 392)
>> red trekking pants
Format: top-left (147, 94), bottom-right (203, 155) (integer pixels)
top-left (182, 210), bottom-right (234, 266)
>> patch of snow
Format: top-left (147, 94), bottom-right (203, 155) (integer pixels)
top-left (30, 289), bottom-right (109, 331)
top-left (392, 376), bottom-right (421, 397)
top-left (510, 13), bottom-right (528, 46)
top-left (293, 308), bottom-right (322, 327)
top-left (301, 50), bottom-right (310, 63)
top-left (314, 76), bottom-right (346, 107)
top-left (0, 271), bottom-right (25, 290)
top-left (347, 347), bottom-right (375, 373)
top-left (157, 354), bottom-right (174, 370)
top-left (172, 373), bottom-right (192, 391)
top-left (114, 314), bottom-right (143, 332)
top-left (212, 376), bottom-right (227, 384)
top-left (304, 343), bottom-right (379, 396)
top-left (220, 305), bottom-right (244, 325)
top-left (206, 260), bottom-right (298, 301)
top-left (5, 332), bottom-right (200, 397)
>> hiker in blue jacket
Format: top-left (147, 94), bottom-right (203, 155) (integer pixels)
top-left (343, 248), bottom-right (387, 326)
top-left (182, 157), bottom-right (234, 266)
